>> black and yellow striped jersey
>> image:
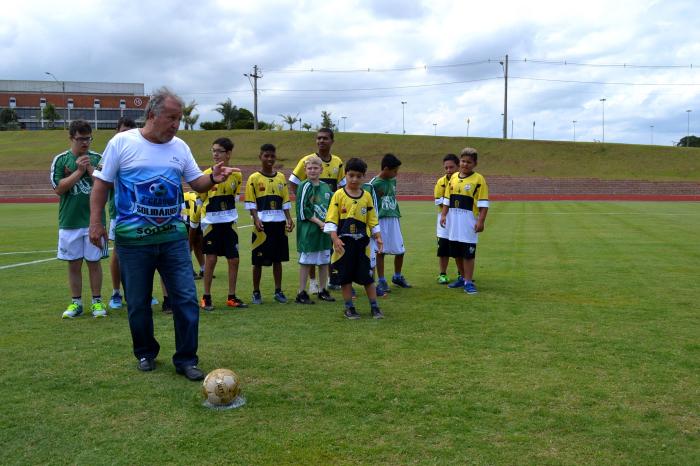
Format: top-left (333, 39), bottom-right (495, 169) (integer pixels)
top-left (244, 171), bottom-right (291, 222)
top-left (289, 153), bottom-right (346, 191)
top-left (199, 167), bottom-right (243, 224)
top-left (323, 188), bottom-right (379, 239)
top-left (443, 171), bottom-right (489, 216)
top-left (434, 174), bottom-right (451, 212)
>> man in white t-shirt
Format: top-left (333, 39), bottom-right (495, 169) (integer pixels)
top-left (89, 87), bottom-right (235, 381)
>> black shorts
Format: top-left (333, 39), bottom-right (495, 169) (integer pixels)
top-left (202, 222), bottom-right (239, 259)
top-left (449, 240), bottom-right (477, 259)
top-left (251, 221), bottom-right (289, 266)
top-left (436, 237), bottom-right (450, 257)
top-left (330, 236), bottom-right (374, 286)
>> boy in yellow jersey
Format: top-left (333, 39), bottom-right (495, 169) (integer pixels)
top-left (434, 153), bottom-right (459, 284)
top-left (245, 144), bottom-right (295, 304)
top-left (184, 190), bottom-right (206, 280)
top-left (289, 128), bottom-right (345, 293)
top-left (199, 137), bottom-right (247, 311)
top-left (324, 158), bottom-right (384, 319)
top-left (440, 148), bottom-right (489, 294)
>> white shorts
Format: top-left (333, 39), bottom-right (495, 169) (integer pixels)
top-left (436, 212), bottom-right (448, 239)
top-left (299, 250), bottom-right (331, 265)
top-left (377, 217), bottom-right (405, 255)
top-left (57, 228), bottom-right (106, 261)
top-left (108, 219), bottom-right (116, 241)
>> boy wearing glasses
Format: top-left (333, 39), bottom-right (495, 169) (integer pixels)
top-left (50, 119), bottom-right (107, 319)
top-left (198, 138), bottom-right (246, 311)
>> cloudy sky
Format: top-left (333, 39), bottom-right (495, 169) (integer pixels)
top-left (3, 0), bottom-right (699, 145)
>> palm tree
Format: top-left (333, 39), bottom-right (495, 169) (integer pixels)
top-left (302, 122), bottom-right (312, 131)
top-left (215, 98), bottom-right (240, 130)
top-left (181, 100), bottom-right (199, 130)
top-left (279, 113), bottom-right (299, 130)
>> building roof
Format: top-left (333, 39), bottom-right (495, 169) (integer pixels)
top-left (0, 80), bottom-right (144, 95)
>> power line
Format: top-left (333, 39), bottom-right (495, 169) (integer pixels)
top-left (511, 76), bottom-right (700, 86)
top-left (264, 60), bottom-right (493, 73)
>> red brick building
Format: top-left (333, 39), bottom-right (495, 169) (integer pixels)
top-left (0, 80), bottom-right (149, 130)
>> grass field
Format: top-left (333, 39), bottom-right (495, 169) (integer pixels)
top-left (1, 129), bottom-right (699, 181)
top-left (1, 201), bottom-right (698, 465)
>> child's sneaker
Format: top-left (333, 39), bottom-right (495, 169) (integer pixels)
top-left (295, 290), bottom-right (315, 305)
top-left (376, 279), bottom-right (390, 295)
top-left (308, 279), bottom-right (320, 294)
top-left (437, 274), bottom-right (449, 285)
top-left (200, 295), bottom-right (214, 311)
top-left (62, 303), bottom-right (83, 319)
top-left (447, 276), bottom-right (465, 288)
top-left (274, 291), bottom-right (288, 304)
top-left (391, 275), bottom-right (412, 288)
top-left (252, 291), bottom-right (263, 305)
top-left (463, 281), bottom-right (478, 295)
top-left (370, 306), bottom-right (384, 319)
top-left (375, 284), bottom-right (385, 297)
top-left (317, 289), bottom-right (336, 302)
top-left (109, 293), bottom-right (123, 309)
top-left (226, 296), bottom-right (248, 308)
top-left (344, 306), bottom-right (360, 320)
top-left (91, 302), bottom-right (108, 318)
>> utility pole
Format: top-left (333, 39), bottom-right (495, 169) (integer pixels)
top-left (573, 120), bottom-right (577, 142)
top-left (600, 98), bottom-right (607, 143)
top-left (401, 101), bottom-right (407, 134)
top-left (244, 65), bottom-right (262, 130)
top-left (650, 125), bottom-right (654, 145)
top-left (687, 109), bottom-right (692, 147)
top-left (466, 117), bottom-right (470, 137)
top-left (532, 121), bottom-right (535, 140)
top-left (500, 54), bottom-right (508, 139)
top-left (45, 72), bottom-right (66, 129)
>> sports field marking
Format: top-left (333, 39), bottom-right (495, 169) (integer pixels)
top-left (0, 257), bottom-right (56, 270)
top-left (0, 249), bottom-right (56, 255)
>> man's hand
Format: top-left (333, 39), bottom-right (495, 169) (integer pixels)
top-left (89, 223), bottom-right (108, 249)
top-left (211, 161), bottom-right (240, 182)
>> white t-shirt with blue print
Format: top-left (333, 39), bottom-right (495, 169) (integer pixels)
top-left (94, 129), bottom-right (203, 246)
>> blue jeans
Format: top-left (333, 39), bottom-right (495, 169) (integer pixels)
top-left (117, 239), bottom-right (199, 369)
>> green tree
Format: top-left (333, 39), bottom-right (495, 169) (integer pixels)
top-left (677, 136), bottom-right (700, 147)
top-left (215, 98), bottom-right (240, 130)
top-left (0, 108), bottom-right (20, 130)
top-left (302, 122), bottom-right (312, 131)
top-left (279, 113), bottom-right (299, 130)
top-left (42, 103), bottom-right (61, 128)
top-left (320, 110), bottom-right (336, 131)
top-left (181, 100), bottom-right (199, 130)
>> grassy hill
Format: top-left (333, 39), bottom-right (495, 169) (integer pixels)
top-left (1, 129), bottom-right (698, 181)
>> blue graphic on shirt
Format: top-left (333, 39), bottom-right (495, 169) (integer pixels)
top-left (133, 176), bottom-right (181, 226)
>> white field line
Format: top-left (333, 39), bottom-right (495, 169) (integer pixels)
top-left (0, 249), bottom-right (56, 255)
top-left (0, 225), bottom-right (254, 270)
top-left (0, 257), bottom-right (56, 270)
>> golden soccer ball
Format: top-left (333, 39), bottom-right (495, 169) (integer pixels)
top-left (202, 368), bottom-right (241, 406)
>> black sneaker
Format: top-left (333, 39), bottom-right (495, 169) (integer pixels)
top-left (161, 298), bottom-right (173, 315)
top-left (317, 289), bottom-right (336, 302)
top-left (371, 307), bottom-right (384, 319)
top-left (200, 295), bottom-right (214, 312)
top-left (344, 307), bottom-right (360, 320)
top-left (295, 291), bottom-right (315, 305)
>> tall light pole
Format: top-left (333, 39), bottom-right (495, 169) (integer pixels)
top-left (650, 125), bottom-right (654, 145)
top-left (511, 119), bottom-right (514, 139)
top-left (572, 120), bottom-right (577, 142)
top-left (600, 98), bottom-right (607, 143)
top-left (433, 122), bottom-right (437, 136)
top-left (466, 117), bottom-right (470, 137)
top-left (687, 109), bottom-right (692, 147)
top-left (45, 71), bottom-right (66, 129)
top-left (341, 116), bottom-right (347, 132)
top-left (401, 101), bottom-right (407, 134)
top-left (499, 54), bottom-right (509, 139)
top-left (532, 121), bottom-right (535, 140)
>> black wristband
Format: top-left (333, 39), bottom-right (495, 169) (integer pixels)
top-left (209, 173), bottom-right (216, 184)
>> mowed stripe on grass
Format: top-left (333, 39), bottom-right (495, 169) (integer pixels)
top-left (0, 202), bottom-right (698, 465)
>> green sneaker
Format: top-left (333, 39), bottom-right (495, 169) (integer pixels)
top-left (91, 302), bottom-right (108, 318)
top-left (62, 303), bottom-right (83, 319)
top-left (437, 273), bottom-right (449, 284)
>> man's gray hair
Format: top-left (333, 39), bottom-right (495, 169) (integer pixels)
top-left (144, 87), bottom-right (184, 118)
